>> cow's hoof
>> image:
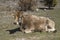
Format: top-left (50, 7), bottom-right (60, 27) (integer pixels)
top-left (53, 30), bottom-right (57, 33)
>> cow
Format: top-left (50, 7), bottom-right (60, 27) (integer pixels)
top-left (13, 11), bottom-right (57, 33)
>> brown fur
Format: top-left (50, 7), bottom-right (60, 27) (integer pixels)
top-left (22, 15), bottom-right (47, 32)
top-left (22, 15), bottom-right (56, 33)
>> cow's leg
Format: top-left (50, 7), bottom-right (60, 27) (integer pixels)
top-left (24, 26), bottom-right (35, 33)
top-left (45, 25), bottom-right (56, 33)
top-left (20, 26), bottom-right (25, 33)
top-left (24, 29), bottom-right (32, 33)
top-left (45, 26), bottom-right (48, 32)
top-left (46, 19), bottom-right (57, 33)
top-left (47, 24), bottom-right (57, 32)
top-left (47, 27), bottom-right (57, 33)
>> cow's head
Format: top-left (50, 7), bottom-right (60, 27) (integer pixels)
top-left (13, 10), bottom-right (23, 25)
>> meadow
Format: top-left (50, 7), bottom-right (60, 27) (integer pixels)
top-left (0, 0), bottom-right (60, 40)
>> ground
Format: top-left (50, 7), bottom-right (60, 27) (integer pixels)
top-left (0, 0), bottom-right (60, 40)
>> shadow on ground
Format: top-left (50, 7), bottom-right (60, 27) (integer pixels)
top-left (6, 27), bottom-right (21, 34)
top-left (39, 7), bottom-right (54, 10)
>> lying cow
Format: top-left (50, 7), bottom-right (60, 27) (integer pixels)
top-left (13, 11), bottom-right (57, 33)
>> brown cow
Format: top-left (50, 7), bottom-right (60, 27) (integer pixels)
top-left (13, 11), bottom-right (57, 33)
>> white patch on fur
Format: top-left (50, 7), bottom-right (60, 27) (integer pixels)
top-left (48, 28), bottom-right (55, 32)
top-left (17, 22), bottom-right (19, 25)
top-left (45, 26), bottom-right (48, 31)
top-left (24, 30), bottom-right (32, 33)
